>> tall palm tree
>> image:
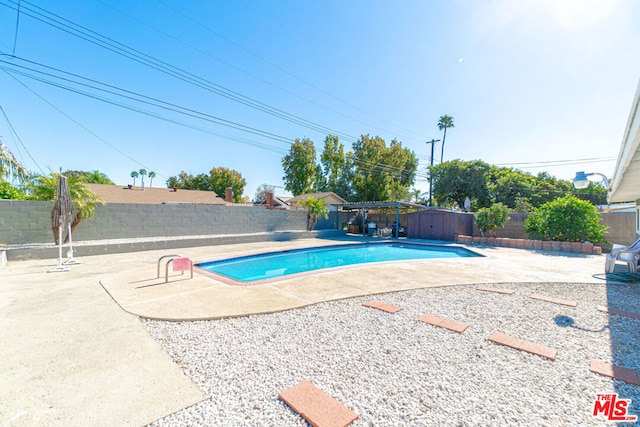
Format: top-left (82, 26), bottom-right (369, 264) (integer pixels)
top-left (130, 170), bottom-right (139, 186)
top-left (437, 115), bottom-right (455, 163)
top-left (148, 171), bottom-right (156, 188)
top-left (138, 169), bottom-right (147, 189)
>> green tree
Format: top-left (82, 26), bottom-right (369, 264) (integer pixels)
top-left (298, 196), bottom-right (329, 231)
top-left (320, 134), bottom-right (346, 194)
top-left (28, 173), bottom-right (103, 244)
top-left (430, 159), bottom-right (492, 209)
top-left (63, 170), bottom-right (114, 185)
top-left (207, 167), bottom-right (246, 203)
top-left (524, 195), bottom-right (607, 243)
top-left (437, 115), bottom-right (455, 163)
top-left (130, 170), bottom-right (139, 186)
top-left (0, 181), bottom-right (26, 199)
top-left (475, 203), bottom-right (510, 237)
top-left (147, 171), bottom-right (156, 188)
top-left (282, 137), bottom-right (317, 196)
top-left (351, 135), bottom-right (417, 201)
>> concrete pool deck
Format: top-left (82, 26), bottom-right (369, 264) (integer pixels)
top-left (99, 238), bottom-right (607, 321)
top-left (0, 237), bottom-right (613, 426)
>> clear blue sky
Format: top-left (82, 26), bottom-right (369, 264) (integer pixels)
top-left (1, 0), bottom-right (639, 199)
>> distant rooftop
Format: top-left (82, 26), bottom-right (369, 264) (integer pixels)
top-left (85, 184), bottom-right (227, 205)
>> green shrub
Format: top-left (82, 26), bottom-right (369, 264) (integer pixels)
top-left (475, 202), bottom-right (510, 237)
top-left (524, 195), bottom-right (607, 243)
top-left (0, 181), bottom-right (26, 200)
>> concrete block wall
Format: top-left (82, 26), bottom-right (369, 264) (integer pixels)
top-left (0, 200), bottom-right (308, 245)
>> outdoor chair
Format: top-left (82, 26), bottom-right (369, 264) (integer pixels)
top-left (605, 238), bottom-right (640, 273)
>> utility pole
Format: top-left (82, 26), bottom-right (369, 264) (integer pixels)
top-left (425, 139), bottom-right (440, 206)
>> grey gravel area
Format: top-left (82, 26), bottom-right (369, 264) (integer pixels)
top-left (143, 282), bottom-right (640, 426)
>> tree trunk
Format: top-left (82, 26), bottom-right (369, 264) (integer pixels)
top-left (310, 214), bottom-right (318, 231)
top-left (306, 212), bottom-right (311, 231)
top-left (440, 126), bottom-right (447, 163)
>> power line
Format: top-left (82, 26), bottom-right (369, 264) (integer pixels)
top-left (154, 0), bottom-right (426, 141)
top-left (0, 102), bottom-right (43, 174)
top-left (0, 0), bottom-right (362, 143)
top-left (96, 0), bottom-right (423, 145)
top-left (11, 0), bottom-right (20, 55)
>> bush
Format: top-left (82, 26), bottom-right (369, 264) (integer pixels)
top-left (0, 181), bottom-right (26, 200)
top-left (524, 195), bottom-right (607, 243)
top-left (475, 203), bottom-right (510, 237)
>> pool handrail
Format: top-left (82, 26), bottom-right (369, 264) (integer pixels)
top-left (157, 254), bottom-right (182, 278)
top-left (164, 257), bottom-right (193, 283)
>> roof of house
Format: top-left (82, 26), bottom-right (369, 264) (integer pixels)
top-left (609, 78), bottom-right (640, 203)
top-left (287, 192), bottom-right (348, 204)
top-left (84, 184), bottom-right (227, 205)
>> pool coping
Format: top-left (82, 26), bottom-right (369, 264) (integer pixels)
top-left (194, 240), bottom-right (483, 286)
top-left (98, 238), bottom-right (608, 321)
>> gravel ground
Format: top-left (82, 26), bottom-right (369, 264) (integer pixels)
top-left (143, 282), bottom-right (640, 426)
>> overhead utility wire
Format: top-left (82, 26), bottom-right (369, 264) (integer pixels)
top-left (0, 0), bottom-right (360, 143)
top-left (3, 70), bottom-right (157, 173)
top-left (1, 57), bottom-right (421, 180)
top-left (0, 57), bottom-right (294, 144)
top-left (1, 67), bottom-right (289, 158)
top-left (155, 0), bottom-right (425, 140)
top-left (0, 102), bottom-right (43, 173)
top-left (96, 0), bottom-right (422, 145)
top-left (11, 0), bottom-right (20, 55)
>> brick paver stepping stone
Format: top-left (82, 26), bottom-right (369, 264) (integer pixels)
top-left (488, 332), bottom-right (557, 360)
top-left (597, 306), bottom-right (640, 320)
top-left (476, 286), bottom-right (515, 295)
top-left (590, 360), bottom-right (640, 386)
top-left (279, 380), bottom-right (358, 427)
top-left (530, 294), bottom-right (577, 307)
top-left (418, 313), bottom-right (469, 333)
top-left (362, 301), bottom-right (403, 313)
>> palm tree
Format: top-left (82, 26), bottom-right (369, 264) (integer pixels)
top-left (148, 171), bottom-right (156, 188)
top-left (28, 173), bottom-right (103, 244)
top-left (138, 169), bottom-right (147, 189)
top-left (130, 170), bottom-right (139, 186)
top-left (298, 196), bottom-right (329, 231)
top-left (437, 115), bottom-right (455, 163)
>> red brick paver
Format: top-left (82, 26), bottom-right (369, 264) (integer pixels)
top-left (362, 301), bottom-right (403, 313)
top-left (418, 314), bottom-right (469, 333)
top-left (590, 360), bottom-right (640, 386)
top-left (530, 294), bottom-right (577, 307)
top-left (476, 286), bottom-right (515, 295)
top-left (597, 306), bottom-right (640, 320)
top-left (278, 380), bottom-right (359, 427)
top-left (488, 332), bottom-right (557, 360)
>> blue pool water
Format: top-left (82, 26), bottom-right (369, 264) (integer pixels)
top-left (197, 242), bottom-right (481, 283)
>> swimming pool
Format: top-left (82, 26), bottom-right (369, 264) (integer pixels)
top-left (196, 242), bottom-right (481, 283)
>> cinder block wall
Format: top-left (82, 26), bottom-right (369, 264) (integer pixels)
top-left (470, 211), bottom-right (636, 247)
top-left (0, 200), bottom-right (309, 245)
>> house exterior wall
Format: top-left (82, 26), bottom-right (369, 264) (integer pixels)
top-left (0, 200), bottom-right (308, 245)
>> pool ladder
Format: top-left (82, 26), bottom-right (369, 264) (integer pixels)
top-left (157, 254), bottom-right (194, 283)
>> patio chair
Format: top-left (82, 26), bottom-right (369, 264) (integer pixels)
top-left (605, 238), bottom-right (640, 273)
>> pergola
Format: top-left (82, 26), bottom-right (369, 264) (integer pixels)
top-left (335, 201), bottom-right (427, 238)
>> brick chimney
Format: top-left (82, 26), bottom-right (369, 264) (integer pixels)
top-left (266, 191), bottom-right (274, 208)
top-left (225, 187), bottom-right (233, 203)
